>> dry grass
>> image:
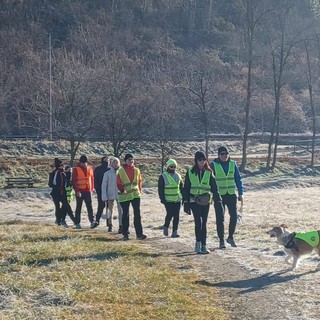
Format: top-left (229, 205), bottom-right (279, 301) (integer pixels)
top-left (0, 222), bottom-right (226, 320)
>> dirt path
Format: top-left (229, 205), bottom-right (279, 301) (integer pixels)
top-left (1, 186), bottom-right (320, 319)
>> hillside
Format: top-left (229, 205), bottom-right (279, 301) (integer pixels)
top-left (1, 0), bottom-right (320, 141)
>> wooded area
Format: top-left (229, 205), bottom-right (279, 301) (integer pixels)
top-left (2, 0), bottom-right (320, 168)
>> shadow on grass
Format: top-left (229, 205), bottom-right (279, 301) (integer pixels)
top-left (195, 269), bottom-right (319, 294)
top-left (4, 250), bottom-right (162, 268)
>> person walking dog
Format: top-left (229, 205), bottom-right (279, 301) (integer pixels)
top-left (183, 151), bottom-right (223, 254)
top-left (158, 159), bottom-right (183, 238)
top-left (211, 146), bottom-right (244, 249)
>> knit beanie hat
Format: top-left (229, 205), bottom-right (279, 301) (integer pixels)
top-left (194, 151), bottom-right (206, 161)
top-left (166, 159), bottom-right (177, 169)
top-left (218, 146), bottom-right (229, 155)
top-left (124, 153), bottom-right (134, 161)
top-left (79, 155), bottom-right (88, 163)
top-left (54, 158), bottom-right (63, 168)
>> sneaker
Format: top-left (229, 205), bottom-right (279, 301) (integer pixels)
top-left (171, 231), bottom-right (180, 238)
top-left (163, 226), bottom-right (169, 236)
top-left (219, 241), bottom-right (226, 249)
top-left (201, 245), bottom-right (210, 254)
top-left (91, 221), bottom-right (99, 229)
top-left (227, 238), bottom-right (237, 247)
top-left (136, 234), bottom-right (147, 240)
top-left (195, 241), bottom-right (202, 254)
top-left (75, 224), bottom-right (81, 230)
top-left (108, 225), bottom-right (113, 232)
top-left (118, 226), bottom-right (123, 234)
top-left (123, 234), bottom-right (129, 241)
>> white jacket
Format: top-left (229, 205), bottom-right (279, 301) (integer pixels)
top-left (101, 167), bottom-right (118, 201)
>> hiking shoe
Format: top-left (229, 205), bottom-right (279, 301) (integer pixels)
top-left (108, 225), bottom-right (113, 232)
top-left (61, 221), bottom-right (68, 228)
top-left (163, 226), bottom-right (169, 236)
top-left (75, 224), bottom-right (81, 230)
top-left (136, 234), bottom-right (147, 240)
top-left (171, 231), bottom-right (180, 238)
top-left (219, 241), bottom-right (226, 249)
top-left (227, 238), bottom-right (237, 247)
top-left (118, 226), bottom-right (123, 234)
top-left (91, 221), bottom-right (99, 229)
top-left (123, 234), bottom-right (129, 241)
top-left (195, 241), bottom-right (202, 254)
top-left (201, 245), bottom-right (210, 254)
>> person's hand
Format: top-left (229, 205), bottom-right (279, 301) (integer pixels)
top-left (238, 195), bottom-right (244, 201)
top-left (76, 191), bottom-right (81, 197)
top-left (183, 202), bottom-right (191, 215)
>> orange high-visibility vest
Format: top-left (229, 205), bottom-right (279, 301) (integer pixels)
top-left (74, 166), bottom-right (93, 191)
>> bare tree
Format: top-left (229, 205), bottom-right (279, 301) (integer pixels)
top-left (264, 2), bottom-right (308, 169)
top-left (176, 51), bottom-right (228, 159)
top-left (240, 0), bottom-right (270, 172)
top-left (97, 55), bottom-right (149, 157)
top-left (52, 50), bottom-right (101, 164)
top-left (300, 35), bottom-right (320, 168)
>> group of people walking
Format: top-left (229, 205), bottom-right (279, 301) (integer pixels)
top-left (49, 146), bottom-right (243, 252)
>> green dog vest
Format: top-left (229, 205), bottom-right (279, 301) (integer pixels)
top-left (295, 231), bottom-right (320, 248)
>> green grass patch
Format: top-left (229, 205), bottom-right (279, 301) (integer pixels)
top-left (0, 222), bottom-right (226, 320)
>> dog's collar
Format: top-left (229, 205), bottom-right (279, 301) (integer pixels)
top-left (284, 232), bottom-right (299, 251)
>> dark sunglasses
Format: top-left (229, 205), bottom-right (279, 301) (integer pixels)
top-left (169, 165), bottom-right (176, 169)
top-left (197, 158), bottom-right (205, 161)
top-left (220, 152), bottom-right (228, 156)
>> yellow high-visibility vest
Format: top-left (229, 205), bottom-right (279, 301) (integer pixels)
top-left (188, 169), bottom-right (211, 203)
top-left (117, 167), bottom-right (141, 202)
top-left (213, 161), bottom-right (236, 195)
top-left (162, 172), bottom-right (182, 202)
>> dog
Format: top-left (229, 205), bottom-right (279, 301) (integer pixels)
top-left (267, 224), bottom-right (320, 270)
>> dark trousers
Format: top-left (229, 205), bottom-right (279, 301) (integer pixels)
top-left (164, 202), bottom-right (181, 231)
top-left (120, 198), bottom-right (143, 237)
top-left (75, 191), bottom-right (94, 225)
top-left (95, 192), bottom-right (106, 223)
top-left (52, 196), bottom-right (75, 224)
top-left (214, 194), bottom-right (237, 241)
top-left (190, 202), bottom-right (209, 245)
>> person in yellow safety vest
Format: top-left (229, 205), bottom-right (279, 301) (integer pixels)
top-left (116, 153), bottom-right (147, 241)
top-left (183, 151), bottom-right (223, 254)
top-left (210, 146), bottom-right (244, 249)
top-left (72, 155), bottom-right (95, 229)
top-left (158, 159), bottom-right (183, 238)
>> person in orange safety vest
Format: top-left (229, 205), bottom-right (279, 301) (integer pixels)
top-left (72, 155), bottom-right (95, 229)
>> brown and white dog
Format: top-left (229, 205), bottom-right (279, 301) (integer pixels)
top-left (267, 224), bottom-right (320, 271)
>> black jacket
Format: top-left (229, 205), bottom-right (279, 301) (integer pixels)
top-left (94, 163), bottom-right (109, 195)
top-left (48, 169), bottom-right (68, 199)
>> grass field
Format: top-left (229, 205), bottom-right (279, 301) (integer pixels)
top-left (0, 222), bottom-right (226, 320)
